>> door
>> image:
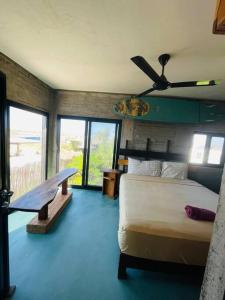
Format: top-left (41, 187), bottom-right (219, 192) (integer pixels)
top-left (87, 121), bottom-right (117, 186)
top-left (0, 72), bottom-right (15, 298)
top-left (58, 117), bottom-right (121, 188)
top-left (58, 118), bottom-right (86, 186)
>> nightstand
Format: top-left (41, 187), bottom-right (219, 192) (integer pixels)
top-left (102, 169), bottom-right (121, 199)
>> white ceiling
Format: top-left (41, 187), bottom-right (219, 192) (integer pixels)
top-left (0, 0), bottom-right (225, 100)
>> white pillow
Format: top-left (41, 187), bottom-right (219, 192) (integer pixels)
top-left (128, 157), bottom-right (161, 176)
top-left (161, 161), bottom-right (188, 180)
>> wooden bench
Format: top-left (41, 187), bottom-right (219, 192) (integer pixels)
top-left (9, 168), bottom-right (77, 233)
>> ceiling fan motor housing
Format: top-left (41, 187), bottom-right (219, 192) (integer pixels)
top-left (158, 54), bottom-right (170, 67)
top-left (153, 81), bottom-right (169, 90)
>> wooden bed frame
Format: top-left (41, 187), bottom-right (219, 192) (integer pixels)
top-left (118, 252), bottom-right (205, 281)
top-left (116, 139), bottom-right (219, 280)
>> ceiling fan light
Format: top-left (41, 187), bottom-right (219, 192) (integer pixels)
top-left (196, 80), bottom-right (211, 86)
top-left (196, 80), bottom-right (221, 86)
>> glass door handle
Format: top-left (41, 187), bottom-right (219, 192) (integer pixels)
top-left (0, 189), bottom-right (14, 207)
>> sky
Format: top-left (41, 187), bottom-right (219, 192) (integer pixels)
top-left (9, 107), bottom-right (116, 139)
top-left (10, 106), bottom-right (44, 132)
top-left (60, 119), bottom-right (116, 139)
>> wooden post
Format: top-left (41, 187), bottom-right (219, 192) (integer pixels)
top-left (62, 180), bottom-right (68, 195)
top-left (38, 205), bottom-right (48, 220)
top-left (123, 140), bottom-right (129, 173)
top-left (166, 140), bottom-right (171, 153)
top-left (146, 138), bottom-right (151, 159)
top-left (200, 165), bottom-right (225, 300)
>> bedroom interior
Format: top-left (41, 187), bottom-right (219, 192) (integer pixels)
top-left (1, 1), bottom-right (225, 300)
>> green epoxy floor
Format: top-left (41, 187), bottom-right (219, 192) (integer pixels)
top-left (9, 190), bottom-right (201, 300)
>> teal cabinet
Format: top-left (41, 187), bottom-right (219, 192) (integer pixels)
top-left (199, 103), bottom-right (225, 123)
top-left (113, 96), bottom-right (225, 124)
top-left (139, 97), bottom-right (199, 123)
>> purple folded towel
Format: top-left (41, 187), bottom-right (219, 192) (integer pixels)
top-left (185, 205), bottom-right (216, 222)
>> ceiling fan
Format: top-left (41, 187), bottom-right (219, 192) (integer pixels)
top-left (131, 54), bottom-right (220, 97)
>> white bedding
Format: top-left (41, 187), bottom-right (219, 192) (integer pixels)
top-left (118, 174), bottom-right (218, 266)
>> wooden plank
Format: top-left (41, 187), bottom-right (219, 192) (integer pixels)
top-left (9, 168), bottom-right (76, 212)
top-left (26, 190), bottom-right (73, 234)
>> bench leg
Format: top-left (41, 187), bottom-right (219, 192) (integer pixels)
top-left (38, 205), bottom-right (48, 220)
top-left (62, 180), bottom-right (68, 195)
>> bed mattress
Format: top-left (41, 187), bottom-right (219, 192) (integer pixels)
top-left (118, 174), bottom-right (218, 266)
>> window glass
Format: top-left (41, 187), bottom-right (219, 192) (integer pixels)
top-left (10, 107), bottom-right (47, 201)
top-left (208, 137), bottom-right (224, 164)
top-left (88, 122), bottom-right (116, 186)
top-left (59, 119), bottom-right (86, 185)
top-left (190, 134), bottom-right (207, 163)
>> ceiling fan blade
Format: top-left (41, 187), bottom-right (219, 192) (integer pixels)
top-left (170, 80), bottom-right (220, 88)
top-left (137, 87), bottom-right (155, 97)
top-left (131, 56), bottom-right (163, 84)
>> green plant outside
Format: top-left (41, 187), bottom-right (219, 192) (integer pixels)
top-left (64, 129), bottom-right (114, 186)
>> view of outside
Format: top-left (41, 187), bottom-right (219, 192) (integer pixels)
top-left (10, 107), bottom-right (47, 201)
top-left (190, 134), bottom-right (207, 163)
top-left (208, 137), bottom-right (224, 164)
top-left (190, 133), bottom-right (224, 164)
top-left (88, 122), bottom-right (116, 186)
top-left (59, 119), bottom-right (117, 186)
top-left (59, 119), bottom-right (85, 185)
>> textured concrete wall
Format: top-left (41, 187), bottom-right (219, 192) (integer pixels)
top-left (200, 165), bottom-right (225, 300)
top-left (0, 52), bottom-right (54, 177)
top-left (128, 120), bottom-right (225, 155)
top-left (47, 91), bottom-right (58, 177)
top-left (55, 89), bottom-right (127, 119)
top-left (55, 90), bottom-right (225, 155)
top-left (0, 52), bottom-right (53, 111)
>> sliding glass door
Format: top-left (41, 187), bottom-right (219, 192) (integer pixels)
top-left (87, 122), bottom-right (117, 186)
top-left (58, 119), bottom-right (86, 185)
top-left (9, 105), bottom-right (48, 201)
top-left (58, 117), bottom-right (121, 188)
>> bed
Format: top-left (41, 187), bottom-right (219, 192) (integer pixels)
top-left (118, 173), bottom-right (218, 279)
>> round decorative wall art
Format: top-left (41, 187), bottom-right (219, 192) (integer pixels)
top-left (113, 97), bottom-right (150, 117)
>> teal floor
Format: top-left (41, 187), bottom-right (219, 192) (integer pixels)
top-left (9, 190), bottom-right (201, 300)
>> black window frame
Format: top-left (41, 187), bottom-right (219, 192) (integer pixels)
top-left (56, 114), bottom-right (122, 189)
top-left (7, 100), bottom-right (49, 184)
top-left (190, 131), bottom-right (225, 167)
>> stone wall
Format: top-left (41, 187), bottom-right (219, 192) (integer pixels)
top-left (0, 52), bottom-right (53, 111)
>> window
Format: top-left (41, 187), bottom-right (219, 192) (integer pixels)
top-left (190, 133), bottom-right (224, 165)
top-left (59, 119), bottom-right (86, 186)
top-left (9, 105), bottom-right (48, 201)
